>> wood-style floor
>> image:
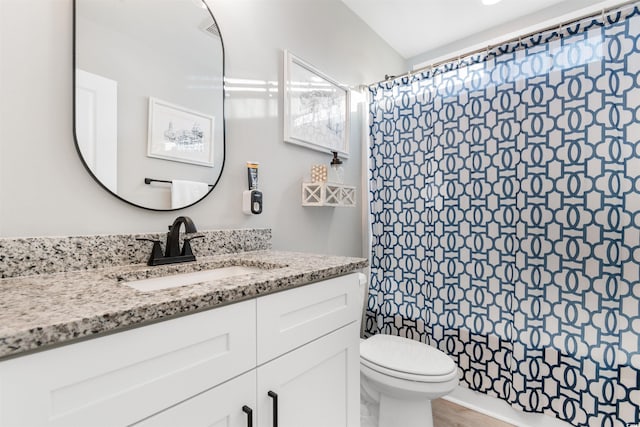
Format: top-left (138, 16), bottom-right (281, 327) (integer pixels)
top-left (432, 399), bottom-right (515, 427)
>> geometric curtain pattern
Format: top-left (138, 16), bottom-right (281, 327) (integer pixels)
top-left (366, 5), bottom-right (640, 426)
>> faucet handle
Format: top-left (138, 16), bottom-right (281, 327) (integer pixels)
top-left (136, 238), bottom-right (163, 266)
top-left (184, 233), bottom-right (205, 241)
top-left (182, 234), bottom-right (204, 257)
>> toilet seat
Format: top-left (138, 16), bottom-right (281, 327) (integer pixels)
top-left (361, 357), bottom-right (458, 383)
top-left (360, 335), bottom-right (457, 383)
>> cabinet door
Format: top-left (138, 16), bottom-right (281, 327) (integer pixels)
top-left (133, 370), bottom-right (256, 427)
top-left (257, 322), bottom-right (359, 427)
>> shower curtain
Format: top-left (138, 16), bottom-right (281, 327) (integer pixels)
top-left (366, 4), bottom-right (639, 427)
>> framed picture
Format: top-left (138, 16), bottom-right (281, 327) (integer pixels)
top-left (147, 97), bottom-right (215, 167)
top-left (284, 50), bottom-right (350, 157)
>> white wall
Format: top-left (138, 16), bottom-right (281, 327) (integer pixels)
top-left (407, 0), bottom-right (625, 69)
top-left (0, 0), bottom-right (406, 257)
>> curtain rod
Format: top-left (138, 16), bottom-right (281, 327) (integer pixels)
top-left (370, 0), bottom-right (638, 87)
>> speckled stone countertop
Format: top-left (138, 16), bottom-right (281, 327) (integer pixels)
top-left (0, 250), bottom-right (367, 360)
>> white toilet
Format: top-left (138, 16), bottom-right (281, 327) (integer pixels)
top-left (357, 274), bottom-right (458, 427)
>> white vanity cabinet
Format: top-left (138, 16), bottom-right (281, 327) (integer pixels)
top-left (0, 273), bottom-right (360, 427)
top-left (255, 274), bottom-right (360, 427)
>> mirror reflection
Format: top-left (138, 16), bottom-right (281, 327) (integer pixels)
top-left (74, 0), bottom-right (224, 210)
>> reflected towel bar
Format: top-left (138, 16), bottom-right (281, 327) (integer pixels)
top-left (144, 178), bottom-right (214, 187)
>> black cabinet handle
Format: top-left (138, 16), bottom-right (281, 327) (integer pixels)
top-left (242, 405), bottom-right (253, 427)
top-left (268, 391), bottom-right (278, 427)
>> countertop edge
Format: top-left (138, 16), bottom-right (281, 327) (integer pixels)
top-left (0, 255), bottom-right (368, 361)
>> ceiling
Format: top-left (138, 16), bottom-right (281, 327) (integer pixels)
top-left (341, 0), bottom-right (613, 60)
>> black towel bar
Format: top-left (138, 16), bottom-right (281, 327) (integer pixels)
top-left (144, 178), bottom-right (213, 187)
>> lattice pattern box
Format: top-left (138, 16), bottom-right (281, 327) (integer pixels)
top-left (302, 183), bottom-right (356, 207)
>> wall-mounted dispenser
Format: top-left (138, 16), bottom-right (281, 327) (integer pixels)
top-left (243, 162), bottom-right (263, 215)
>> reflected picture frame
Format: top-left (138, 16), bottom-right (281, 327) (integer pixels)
top-left (283, 50), bottom-right (350, 158)
top-left (147, 97), bottom-right (215, 167)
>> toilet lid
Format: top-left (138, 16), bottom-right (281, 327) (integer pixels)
top-left (360, 334), bottom-right (456, 377)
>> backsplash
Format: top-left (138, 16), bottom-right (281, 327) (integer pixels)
top-left (0, 228), bottom-right (271, 279)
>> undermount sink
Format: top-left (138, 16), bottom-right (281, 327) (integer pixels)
top-left (124, 266), bottom-right (266, 292)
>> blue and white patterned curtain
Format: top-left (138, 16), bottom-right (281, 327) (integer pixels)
top-left (367, 5), bottom-right (640, 427)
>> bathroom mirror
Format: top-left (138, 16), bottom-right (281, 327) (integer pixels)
top-left (73, 0), bottom-right (224, 210)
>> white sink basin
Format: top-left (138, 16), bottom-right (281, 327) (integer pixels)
top-left (124, 266), bottom-right (265, 292)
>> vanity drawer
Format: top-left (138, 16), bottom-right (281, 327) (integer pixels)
top-left (0, 300), bottom-right (256, 427)
top-left (256, 272), bottom-right (360, 364)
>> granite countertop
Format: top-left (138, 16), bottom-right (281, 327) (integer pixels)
top-left (0, 250), bottom-right (367, 360)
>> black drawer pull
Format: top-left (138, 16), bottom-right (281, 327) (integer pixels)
top-left (268, 390), bottom-right (278, 427)
top-left (242, 405), bottom-right (253, 427)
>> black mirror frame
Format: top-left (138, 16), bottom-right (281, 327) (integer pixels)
top-left (72, 0), bottom-right (226, 211)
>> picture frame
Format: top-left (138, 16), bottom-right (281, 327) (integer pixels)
top-left (147, 97), bottom-right (215, 167)
top-left (283, 50), bottom-right (350, 157)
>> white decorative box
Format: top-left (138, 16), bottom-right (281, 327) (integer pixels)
top-left (302, 182), bottom-right (356, 207)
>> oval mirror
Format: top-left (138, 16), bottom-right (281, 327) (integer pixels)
top-left (73, 0), bottom-right (224, 210)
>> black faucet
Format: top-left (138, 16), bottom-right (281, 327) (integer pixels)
top-left (137, 216), bottom-right (204, 266)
